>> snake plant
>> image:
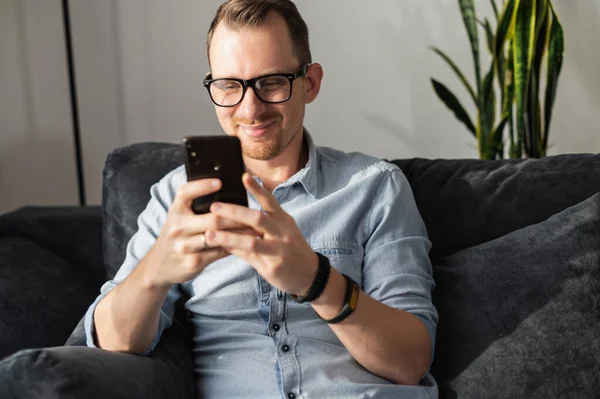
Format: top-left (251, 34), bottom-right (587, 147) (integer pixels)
top-left (431, 0), bottom-right (564, 159)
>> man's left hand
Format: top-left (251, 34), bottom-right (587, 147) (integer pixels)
top-left (205, 173), bottom-right (318, 296)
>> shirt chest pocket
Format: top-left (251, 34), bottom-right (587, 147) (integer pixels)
top-left (310, 241), bottom-right (364, 287)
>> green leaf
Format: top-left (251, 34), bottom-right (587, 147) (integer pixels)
top-left (526, 68), bottom-right (542, 157)
top-left (495, 0), bottom-right (518, 59)
top-left (481, 62), bottom-right (496, 155)
top-left (490, 0), bottom-right (499, 21)
top-left (431, 78), bottom-right (477, 136)
top-left (533, 0), bottom-right (549, 64)
top-left (495, 0), bottom-right (517, 157)
top-left (506, 39), bottom-right (517, 158)
top-left (458, 0), bottom-right (482, 98)
top-left (430, 47), bottom-right (478, 106)
top-left (534, 0), bottom-right (549, 41)
top-left (479, 18), bottom-right (495, 55)
top-left (531, 2), bottom-right (549, 147)
top-left (513, 0), bottom-right (536, 159)
top-left (491, 113), bottom-right (510, 158)
top-left (491, 114), bottom-right (510, 143)
top-left (482, 64), bottom-right (496, 131)
top-left (531, 2), bottom-right (549, 99)
top-left (497, 47), bottom-right (507, 116)
top-left (526, 1), bottom-right (549, 157)
top-left (543, 3), bottom-right (564, 151)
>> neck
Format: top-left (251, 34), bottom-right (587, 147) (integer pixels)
top-left (244, 129), bottom-right (308, 192)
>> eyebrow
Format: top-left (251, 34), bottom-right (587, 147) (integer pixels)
top-left (260, 67), bottom-right (288, 75)
top-left (212, 67), bottom-right (295, 80)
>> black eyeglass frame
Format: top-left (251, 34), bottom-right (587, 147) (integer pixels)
top-left (203, 63), bottom-right (311, 107)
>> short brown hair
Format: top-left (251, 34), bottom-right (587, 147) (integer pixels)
top-left (206, 0), bottom-right (312, 66)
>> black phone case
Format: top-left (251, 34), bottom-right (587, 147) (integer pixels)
top-left (182, 135), bottom-right (248, 214)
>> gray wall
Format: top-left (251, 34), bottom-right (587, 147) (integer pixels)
top-left (1, 0), bottom-right (599, 213)
top-left (0, 0), bottom-right (78, 213)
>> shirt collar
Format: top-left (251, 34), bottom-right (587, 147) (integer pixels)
top-left (290, 128), bottom-right (319, 198)
top-left (251, 128), bottom-right (319, 198)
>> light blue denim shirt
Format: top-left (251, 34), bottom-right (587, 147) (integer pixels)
top-left (85, 131), bottom-right (438, 398)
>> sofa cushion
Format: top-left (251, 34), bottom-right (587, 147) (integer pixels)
top-left (0, 318), bottom-right (196, 399)
top-left (392, 154), bottom-right (600, 260)
top-left (430, 193), bottom-right (600, 398)
top-left (0, 237), bottom-right (100, 360)
top-left (102, 143), bottom-right (181, 280)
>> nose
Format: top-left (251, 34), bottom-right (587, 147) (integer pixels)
top-left (236, 85), bottom-right (267, 119)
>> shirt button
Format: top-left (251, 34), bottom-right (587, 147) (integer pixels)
top-left (272, 323), bottom-right (280, 332)
top-left (281, 344), bottom-right (290, 352)
top-left (287, 393), bottom-right (296, 399)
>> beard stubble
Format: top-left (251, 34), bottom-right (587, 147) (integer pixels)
top-left (233, 113), bottom-right (300, 161)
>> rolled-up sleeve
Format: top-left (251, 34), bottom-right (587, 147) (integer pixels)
top-left (362, 167), bottom-right (438, 358)
top-left (84, 166), bottom-right (186, 356)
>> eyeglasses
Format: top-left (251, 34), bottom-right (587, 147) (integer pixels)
top-left (203, 63), bottom-right (310, 107)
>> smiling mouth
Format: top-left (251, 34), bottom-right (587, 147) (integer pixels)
top-left (237, 121), bottom-right (275, 137)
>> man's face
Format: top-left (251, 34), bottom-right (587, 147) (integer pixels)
top-left (208, 13), bottom-right (313, 161)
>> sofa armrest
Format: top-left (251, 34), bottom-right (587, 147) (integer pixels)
top-left (0, 319), bottom-right (196, 399)
top-left (0, 237), bottom-right (103, 359)
top-left (0, 206), bottom-right (105, 283)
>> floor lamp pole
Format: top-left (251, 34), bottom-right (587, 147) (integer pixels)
top-left (61, 0), bottom-right (86, 206)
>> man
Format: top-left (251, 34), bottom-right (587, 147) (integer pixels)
top-left (84, 0), bottom-right (438, 397)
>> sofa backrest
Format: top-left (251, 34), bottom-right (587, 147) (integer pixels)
top-left (392, 155), bottom-right (600, 261)
top-left (102, 142), bottom-right (600, 278)
top-left (102, 143), bottom-right (182, 279)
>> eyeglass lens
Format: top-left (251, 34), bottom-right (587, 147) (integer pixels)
top-left (210, 75), bottom-right (291, 106)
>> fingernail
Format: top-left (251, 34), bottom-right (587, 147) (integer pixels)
top-left (211, 180), bottom-right (220, 188)
top-left (211, 203), bottom-right (221, 211)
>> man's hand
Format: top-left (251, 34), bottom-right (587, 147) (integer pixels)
top-left (144, 178), bottom-right (258, 288)
top-left (205, 173), bottom-right (318, 296)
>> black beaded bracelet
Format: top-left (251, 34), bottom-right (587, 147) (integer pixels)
top-left (289, 252), bottom-right (331, 303)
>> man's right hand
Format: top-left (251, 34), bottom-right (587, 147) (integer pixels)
top-left (143, 178), bottom-right (255, 288)
top-left (94, 177), bottom-right (257, 354)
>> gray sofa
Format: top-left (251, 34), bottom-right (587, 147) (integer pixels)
top-left (0, 142), bottom-right (599, 399)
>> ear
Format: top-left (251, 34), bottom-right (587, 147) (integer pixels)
top-left (303, 63), bottom-right (323, 104)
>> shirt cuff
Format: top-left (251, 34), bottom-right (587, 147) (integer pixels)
top-left (83, 293), bottom-right (161, 357)
top-left (414, 314), bottom-right (436, 368)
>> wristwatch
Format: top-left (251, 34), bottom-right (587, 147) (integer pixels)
top-left (318, 273), bottom-right (360, 324)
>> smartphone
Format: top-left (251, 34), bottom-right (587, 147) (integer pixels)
top-left (182, 135), bottom-right (248, 214)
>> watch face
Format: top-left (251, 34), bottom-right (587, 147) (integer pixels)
top-left (349, 284), bottom-right (360, 310)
